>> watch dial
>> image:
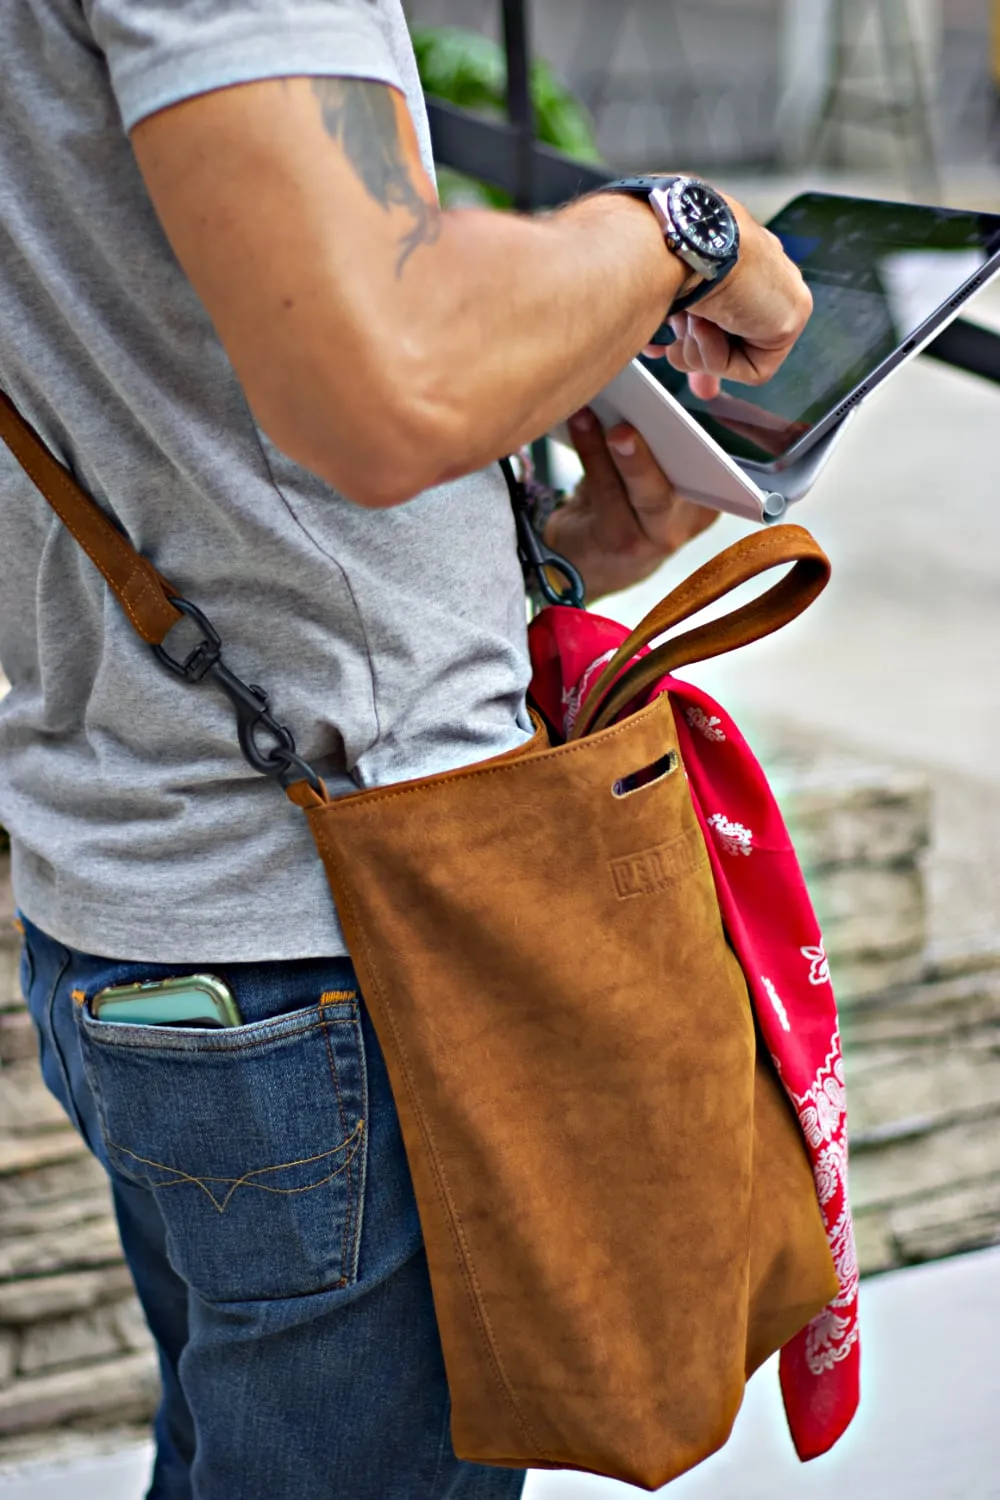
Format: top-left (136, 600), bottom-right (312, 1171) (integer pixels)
top-left (670, 180), bottom-right (738, 259)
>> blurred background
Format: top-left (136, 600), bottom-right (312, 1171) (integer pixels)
top-left (2, 3), bottom-right (1000, 1495)
top-left (407, 0), bottom-right (995, 191)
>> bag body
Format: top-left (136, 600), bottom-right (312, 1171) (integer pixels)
top-left (289, 665), bottom-right (840, 1487)
top-left (0, 390), bottom-right (859, 1490)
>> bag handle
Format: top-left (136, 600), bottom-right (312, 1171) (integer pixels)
top-left (569, 525), bottom-right (830, 740)
top-left (0, 390), bottom-right (182, 644)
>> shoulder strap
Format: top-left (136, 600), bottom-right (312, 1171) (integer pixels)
top-left (569, 525), bottom-right (830, 740)
top-left (1, 382), bottom-right (830, 756)
top-left (0, 384), bottom-right (324, 792)
top-left (0, 389), bottom-right (182, 644)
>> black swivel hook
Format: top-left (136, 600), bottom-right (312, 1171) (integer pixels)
top-left (501, 457), bottom-right (585, 610)
top-left (152, 597), bottom-right (323, 793)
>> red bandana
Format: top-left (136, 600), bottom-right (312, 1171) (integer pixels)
top-left (528, 604), bottom-right (860, 1461)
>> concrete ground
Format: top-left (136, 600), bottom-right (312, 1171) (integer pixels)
top-left (525, 1247), bottom-right (1000, 1500)
top-left (0, 1246), bottom-right (996, 1499)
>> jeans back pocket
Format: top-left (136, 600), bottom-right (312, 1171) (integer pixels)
top-left (78, 995), bottom-right (367, 1304)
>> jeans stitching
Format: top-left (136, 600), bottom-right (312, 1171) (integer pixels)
top-left (320, 1000), bottom-right (356, 1278)
top-left (34, 948), bottom-right (371, 1308)
top-left (17, 924), bottom-right (34, 997)
top-left (80, 1013), bottom-right (354, 1055)
top-left (43, 945), bottom-right (87, 1139)
top-left (105, 1122), bottom-right (365, 1212)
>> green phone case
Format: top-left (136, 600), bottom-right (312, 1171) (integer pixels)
top-left (90, 975), bottom-right (242, 1028)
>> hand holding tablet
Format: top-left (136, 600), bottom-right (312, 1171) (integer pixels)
top-left (649, 195), bottom-right (814, 398)
top-left (570, 193), bottom-right (1000, 522)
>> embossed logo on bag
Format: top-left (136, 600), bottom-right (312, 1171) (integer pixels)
top-left (610, 835), bottom-right (703, 899)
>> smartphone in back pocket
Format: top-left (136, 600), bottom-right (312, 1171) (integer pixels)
top-left (90, 974), bottom-right (242, 1028)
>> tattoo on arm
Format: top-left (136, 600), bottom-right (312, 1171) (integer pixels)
top-left (311, 79), bottom-right (441, 275)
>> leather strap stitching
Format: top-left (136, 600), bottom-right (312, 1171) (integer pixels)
top-left (0, 392), bottom-right (180, 644)
top-left (11, 441), bottom-right (169, 642)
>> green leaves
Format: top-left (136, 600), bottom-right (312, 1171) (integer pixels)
top-left (412, 26), bottom-right (509, 116)
top-left (411, 25), bottom-right (602, 208)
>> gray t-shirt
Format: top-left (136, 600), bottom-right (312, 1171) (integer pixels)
top-left (0, 0), bottom-right (532, 962)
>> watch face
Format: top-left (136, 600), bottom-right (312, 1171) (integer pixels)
top-left (668, 178), bottom-right (738, 261)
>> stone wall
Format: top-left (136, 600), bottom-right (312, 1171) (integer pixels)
top-left (0, 749), bottom-right (998, 1444)
top-left (771, 752), bottom-right (933, 1001)
top-left (776, 751), bottom-right (1000, 1274)
top-left (846, 962), bottom-right (1000, 1273)
top-left (0, 855), bottom-right (158, 1441)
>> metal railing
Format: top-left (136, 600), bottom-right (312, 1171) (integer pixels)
top-left (423, 0), bottom-right (1000, 390)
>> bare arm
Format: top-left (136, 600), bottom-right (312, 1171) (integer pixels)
top-left (131, 78), bottom-right (806, 508)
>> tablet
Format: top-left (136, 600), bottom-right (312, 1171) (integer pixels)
top-left (575, 192), bottom-right (1000, 521)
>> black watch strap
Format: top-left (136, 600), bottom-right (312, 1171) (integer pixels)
top-left (601, 175), bottom-right (737, 345)
top-left (650, 257), bottom-right (738, 345)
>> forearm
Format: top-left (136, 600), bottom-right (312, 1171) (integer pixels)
top-left (251, 193), bottom-right (681, 506)
top-left (354, 194), bottom-right (682, 494)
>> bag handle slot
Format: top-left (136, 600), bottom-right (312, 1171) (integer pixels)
top-left (570, 527), bottom-right (830, 741)
top-left (611, 748), bottom-right (679, 799)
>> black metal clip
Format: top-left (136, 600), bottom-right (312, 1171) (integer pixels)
top-left (501, 457), bottom-right (585, 610)
top-left (153, 598), bottom-right (323, 793)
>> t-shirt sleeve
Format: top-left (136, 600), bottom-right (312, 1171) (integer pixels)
top-left (84, 0), bottom-right (405, 132)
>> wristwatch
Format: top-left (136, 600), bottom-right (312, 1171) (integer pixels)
top-left (602, 175), bottom-right (740, 343)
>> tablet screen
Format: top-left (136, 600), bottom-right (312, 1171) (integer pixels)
top-left (641, 193), bottom-right (1000, 467)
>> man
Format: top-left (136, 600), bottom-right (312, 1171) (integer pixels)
top-left (0, 3), bottom-right (811, 1497)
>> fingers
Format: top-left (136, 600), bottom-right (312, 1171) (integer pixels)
top-left (604, 424), bottom-right (717, 553)
top-left (569, 411), bottom-right (626, 498)
top-left (688, 371), bottom-right (721, 401)
top-left (571, 412), bottom-right (700, 551)
top-left (568, 411), bottom-right (719, 559)
top-left (719, 335), bottom-right (798, 385)
top-left (553, 411), bottom-right (720, 601)
top-left (603, 423), bottom-right (674, 536)
top-left (665, 312), bottom-right (735, 390)
top-left (566, 410), bottom-right (642, 554)
top-left (676, 314), bottom-right (732, 375)
top-left (658, 200), bottom-right (813, 387)
top-left (665, 314), bottom-right (798, 388)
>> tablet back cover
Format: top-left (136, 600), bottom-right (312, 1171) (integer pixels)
top-left (576, 360), bottom-right (854, 522)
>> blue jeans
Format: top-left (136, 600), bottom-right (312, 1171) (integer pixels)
top-left (19, 916), bottom-right (526, 1500)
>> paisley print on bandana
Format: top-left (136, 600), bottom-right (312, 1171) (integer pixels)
top-left (685, 705), bottom-right (727, 742)
top-left (707, 813), bottom-right (754, 857)
top-left (802, 941), bottom-right (832, 987)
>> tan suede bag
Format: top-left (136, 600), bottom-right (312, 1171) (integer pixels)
top-left (1, 392), bottom-right (839, 1491)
